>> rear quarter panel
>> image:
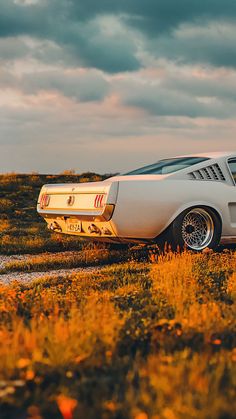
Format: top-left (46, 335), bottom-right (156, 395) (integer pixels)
top-left (111, 179), bottom-right (235, 239)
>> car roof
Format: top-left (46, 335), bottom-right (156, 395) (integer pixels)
top-left (173, 151), bottom-right (236, 159)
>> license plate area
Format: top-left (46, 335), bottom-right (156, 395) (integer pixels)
top-left (66, 219), bottom-right (82, 233)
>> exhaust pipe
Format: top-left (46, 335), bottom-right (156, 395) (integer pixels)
top-left (88, 224), bottom-right (101, 235)
top-left (48, 221), bottom-right (62, 232)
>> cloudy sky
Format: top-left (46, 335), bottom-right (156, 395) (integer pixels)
top-left (1, 0), bottom-right (236, 173)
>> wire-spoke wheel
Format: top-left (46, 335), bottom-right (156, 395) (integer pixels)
top-left (171, 207), bottom-right (221, 251)
top-left (181, 208), bottom-right (214, 250)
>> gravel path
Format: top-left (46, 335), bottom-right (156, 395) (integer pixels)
top-left (0, 254), bottom-right (31, 270)
top-left (0, 251), bottom-right (98, 285)
top-left (0, 250), bottom-right (83, 269)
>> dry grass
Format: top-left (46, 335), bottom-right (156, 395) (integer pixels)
top-left (0, 230), bottom-right (84, 254)
top-left (151, 250), bottom-right (236, 331)
top-left (0, 252), bottom-right (235, 418)
top-left (0, 294), bottom-right (125, 374)
top-left (127, 349), bottom-right (236, 419)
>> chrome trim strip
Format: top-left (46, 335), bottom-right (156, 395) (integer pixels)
top-left (38, 204), bottom-right (115, 222)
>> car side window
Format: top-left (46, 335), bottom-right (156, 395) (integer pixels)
top-left (228, 159), bottom-right (236, 183)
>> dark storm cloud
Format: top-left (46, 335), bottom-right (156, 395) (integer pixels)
top-left (0, 0), bottom-right (140, 73)
top-left (149, 23), bottom-right (236, 69)
top-left (0, 0), bottom-right (48, 37)
top-left (60, 20), bottom-right (140, 73)
top-left (2, 0), bottom-right (236, 38)
top-left (0, 0), bottom-right (233, 36)
top-left (1, 0), bottom-right (236, 73)
top-left (69, 0), bottom-right (236, 36)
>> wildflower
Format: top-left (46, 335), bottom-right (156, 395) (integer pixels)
top-left (163, 408), bottom-right (177, 419)
top-left (17, 358), bottom-right (31, 368)
top-left (26, 370), bottom-right (35, 381)
top-left (212, 339), bottom-right (222, 345)
top-left (134, 412), bottom-right (148, 419)
top-left (74, 354), bottom-right (87, 364)
top-left (231, 348), bottom-right (236, 362)
top-left (104, 401), bottom-right (117, 412)
top-left (56, 395), bottom-right (77, 419)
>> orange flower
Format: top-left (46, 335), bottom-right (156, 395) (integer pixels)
top-left (104, 401), bottom-right (117, 412)
top-left (150, 253), bottom-right (157, 263)
top-left (232, 348), bottom-right (236, 362)
top-left (26, 369), bottom-right (35, 381)
top-left (212, 339), bottom-right (222, 345)
top-left (17, 358), bottom-right (31, 369)
top-left (134, 413), bottom-right (148, 419)
top-left (56, 395), bottom-right (77, 419)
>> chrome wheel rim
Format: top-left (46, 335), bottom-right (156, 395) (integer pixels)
top-left (181, 209), bottom-right (214, 250)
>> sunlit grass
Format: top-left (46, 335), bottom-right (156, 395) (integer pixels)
top-left (0, 253), bottom-right (235, 418)
top-left (0, 231), bottom-right (83, 254)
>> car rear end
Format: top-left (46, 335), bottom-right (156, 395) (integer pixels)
top-left (37, 180), bottom-right (120, 241)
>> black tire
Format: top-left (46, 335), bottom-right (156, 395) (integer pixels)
top-left (170, 207), bottom-right (221, 251)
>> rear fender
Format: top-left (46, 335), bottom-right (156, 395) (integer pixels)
top-left (160, 201), bottom-right (223, 235)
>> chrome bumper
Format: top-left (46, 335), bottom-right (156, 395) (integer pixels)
top-left (37, 204), bottom-right (115, 222)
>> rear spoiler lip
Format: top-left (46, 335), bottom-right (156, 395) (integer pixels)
top-left (41, 180), bottom-right (114, 193)
top-left (37, 204), bottom-right (115, 222)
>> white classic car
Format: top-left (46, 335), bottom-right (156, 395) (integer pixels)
top-left (37, 152), bottom-right (236, 251)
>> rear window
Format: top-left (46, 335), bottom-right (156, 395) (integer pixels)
top-left (124, 157), bottom-right (209, 176)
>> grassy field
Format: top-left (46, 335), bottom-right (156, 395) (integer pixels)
top-left (0, 174), bottom-right (235, 419)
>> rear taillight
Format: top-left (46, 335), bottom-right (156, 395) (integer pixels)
top-left (40, 193), bottom-right (50, 209)
top-left (94, 194), bottom-right (105, 208)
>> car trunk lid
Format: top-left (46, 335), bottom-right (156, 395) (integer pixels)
top-left (37, 180), bottom-right (118, 219)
